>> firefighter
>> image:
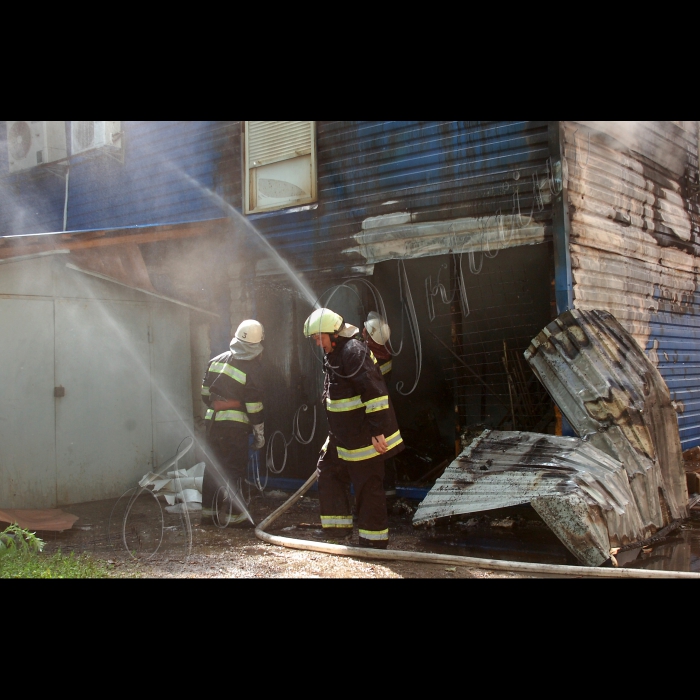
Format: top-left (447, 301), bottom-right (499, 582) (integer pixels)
top-left (200, 320), bottom-right (265, 527)
top-left (362, 311), bottom-right (397, 500)
top-left (363, 311), bottom-right (393, 379)
top-left (303, 307), bottom-right (404, 549)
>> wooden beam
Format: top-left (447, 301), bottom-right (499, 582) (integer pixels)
top-left (0, 219), bottom-right (229, 260)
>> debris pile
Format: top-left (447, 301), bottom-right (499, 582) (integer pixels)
top-left (526, 309), bottom-right (688, 526)
top-left (138, 462), bottom-right (205, 513)
top-left (414, 309), bottom-right (691, 567)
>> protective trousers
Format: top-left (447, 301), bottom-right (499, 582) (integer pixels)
top-left (383, 457), bottom-right (397, 497)
top-left (317, 437), bottom-right (389, 548)
top-left (202, 428), bottom-right (249, 517)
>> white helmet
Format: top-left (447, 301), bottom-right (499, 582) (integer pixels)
top-left (364, 311), bottom-right (391, 345)
top-left (303, 308), bottom-right (359, 339)
top-left (235, 319), bottom-right (264, 344)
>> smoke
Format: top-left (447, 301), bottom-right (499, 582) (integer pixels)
top-left (574, 121), bottom-right (694, 178)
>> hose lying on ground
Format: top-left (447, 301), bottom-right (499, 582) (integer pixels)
top-left (255, 471), bottom-right (700, 579)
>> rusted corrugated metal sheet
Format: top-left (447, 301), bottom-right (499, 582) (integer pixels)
top-left (412, 429), bottom-right (646, 566)
top-left (414, 309), bottom-right (690, 566)
top-left (525, 309), bottom-right (689, 526)
top-left (562, 121), bottom-right (700, 449)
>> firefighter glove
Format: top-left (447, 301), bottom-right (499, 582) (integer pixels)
top-left (252, 423), bottom-right (265, 450)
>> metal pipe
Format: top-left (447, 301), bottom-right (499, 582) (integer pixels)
top-left (255, 472), bottom-right (700, 579)
top-left (62, 164), bottom-right (70, 232)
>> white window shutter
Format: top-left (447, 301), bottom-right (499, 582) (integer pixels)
top-left (244, 121), bottom-right (317, 214)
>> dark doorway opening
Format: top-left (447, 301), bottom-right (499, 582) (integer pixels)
top-left (370, 243), bottom-right (555, 484)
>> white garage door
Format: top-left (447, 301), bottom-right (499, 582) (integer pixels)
top-left (54, 299), bottom-right (154, 504)
top-left (0, 299), bottom-right (57, 508)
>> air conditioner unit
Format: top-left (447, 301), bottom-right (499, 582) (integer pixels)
top-left (6, 121), bottom-right (67, 173)
top-left (71, 121), bottom-right (121, 155)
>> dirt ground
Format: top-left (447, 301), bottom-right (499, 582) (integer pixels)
top-left (38, 489), bottom-right (530, 579)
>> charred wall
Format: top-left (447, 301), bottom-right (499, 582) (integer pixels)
top-left (563, 120), bottom-right (700, 448)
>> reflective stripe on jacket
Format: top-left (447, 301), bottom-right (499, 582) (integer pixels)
top-left (201, 351), bottom-right (265, 430)
top-left (322, 337), bottom-right (403, 462)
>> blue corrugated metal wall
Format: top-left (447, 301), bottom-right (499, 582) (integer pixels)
top-left (251, 121), bottom-right (553, 275)
top-left (68, 121), bottom-right (240, 230)
top-left (648, 289), bottom-right (700, 449)
top-left (2, 120), bottom-right (551, 260)
top-left (645, 131), bottom-right (700, 451)
top-left (0, 121), bottom-right (242, 235)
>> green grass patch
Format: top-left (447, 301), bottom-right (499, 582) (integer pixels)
top-left (0, 524), bottom-right (112, 579)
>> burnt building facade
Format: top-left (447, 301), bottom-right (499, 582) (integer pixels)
top-left (1, 121), bottom-right (697, 491)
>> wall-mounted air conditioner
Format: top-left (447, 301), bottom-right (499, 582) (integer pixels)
top-left (6, 121), bottom-right (67, 173)
top-left (71, 121), bottom-right (121, 155)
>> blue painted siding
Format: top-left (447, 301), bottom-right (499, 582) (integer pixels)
top-left (67, 121), bottom-right (240, 230)
top-left (0, 121), bottom-right (242, 236)
top-left (252, 121), bottom-right (553, 275)
top-left (2, 120), bottom-right (551, 264)
top-left (647, 291), bottom-right (700, 449)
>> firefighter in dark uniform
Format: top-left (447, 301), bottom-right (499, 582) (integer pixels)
top-left (200, 320), bottom-right (265, 527)
top-left (362, 311), bottom-right (397, 500)
top-left (303, 308), bottom-right (404, 549)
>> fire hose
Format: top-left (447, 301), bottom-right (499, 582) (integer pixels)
top-left (255, 471), bottom-right (700, 579)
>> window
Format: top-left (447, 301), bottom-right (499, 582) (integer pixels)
top-left (243, 121), bottom-right (317, 214)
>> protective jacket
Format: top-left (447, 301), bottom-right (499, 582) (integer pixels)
top-left (202, 340), bottom-right (265, 433)
top-left (322, 337), bottom-right (403, 462)
top-left (367, 337), bottom-right (392, 380)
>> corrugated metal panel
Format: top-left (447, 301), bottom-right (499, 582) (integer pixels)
top-left (67, 121), bottom-right (241, 230)
top-left (525, 309), bottom-right (689, 526)
top-left (412, 429), bottom-right (645, 566)
top-left (414, 308), bottom-right (691, 566)
top-left (562, 120), bottom-right (700, 449)
top-left (252, 121), bottom-right (554, 276)
top-left (2, 120), bottom-right (554, 277)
